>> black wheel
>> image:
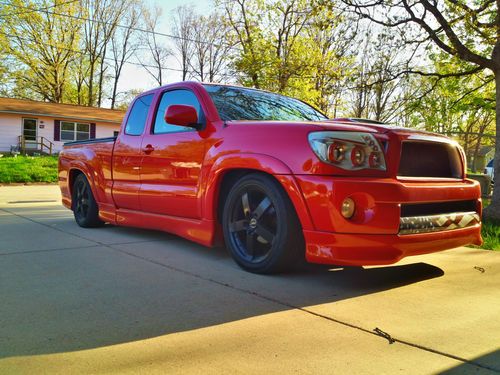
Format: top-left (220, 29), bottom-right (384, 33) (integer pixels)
top-left (72, 174), bottom-right (103, 228)
top-left (222, 173), bottom-right (303, 274)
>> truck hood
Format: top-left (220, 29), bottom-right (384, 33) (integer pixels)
top-left (227, 119), bottom-right (448, 139)
top-left (323, 119), bottom-right (446, 138)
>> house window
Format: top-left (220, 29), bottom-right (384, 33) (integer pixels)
top-left (60, 121), bottom-right (90, 141)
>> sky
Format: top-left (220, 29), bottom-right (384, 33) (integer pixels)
top-left (114, 0), bottom-right (215, 103)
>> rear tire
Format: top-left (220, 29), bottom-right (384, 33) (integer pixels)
top-left (72, 174), bottom-right (103, 228)
top-left (222, 173), bottom-right (303, 274)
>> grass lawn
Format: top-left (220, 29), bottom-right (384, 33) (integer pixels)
top-left (0, 155), bottom-right (58, 183)
top-left (478, 199), bottom-right (500, 251)
top-left (479, 220), bottom-right (500, 251)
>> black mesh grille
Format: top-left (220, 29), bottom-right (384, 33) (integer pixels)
top-left (401, 200), bottom-right (476, 217)
top-left (398, 141), bottom-right (462, 178)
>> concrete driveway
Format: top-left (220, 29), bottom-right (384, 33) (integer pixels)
top-left (0, 185), bottom-right (499, 374)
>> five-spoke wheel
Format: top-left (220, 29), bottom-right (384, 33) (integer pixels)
top-left (222, 173), bottom-right (303, 273)
top-left (72, 174), bottom-right (103, 228)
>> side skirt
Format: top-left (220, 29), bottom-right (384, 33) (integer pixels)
top-left (115, 209), bottom-right (216, 247)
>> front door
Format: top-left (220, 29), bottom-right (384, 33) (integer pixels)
top-left (139, 89), bottom-right (206, 219)
top-left (22, 118), bottom-right (38, 149)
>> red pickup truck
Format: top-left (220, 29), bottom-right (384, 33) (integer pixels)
top-left (59, 82), bottom-right (482, 273)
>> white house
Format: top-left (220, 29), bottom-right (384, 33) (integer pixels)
top-left (0, 97), bottom-right (125, 154)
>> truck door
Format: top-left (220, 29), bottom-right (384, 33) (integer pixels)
top-left (112, 93), bottom-right (154, 210)
top-left (139, 89), bottom-right (206, 219)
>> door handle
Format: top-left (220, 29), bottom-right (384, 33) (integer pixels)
top-left (143, 144), bottom-right (155, 154)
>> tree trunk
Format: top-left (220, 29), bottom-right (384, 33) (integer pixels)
top-left (111, 77), bottom-right (118, 109)
top-left (483, 70), bottom-right (500, 221)
top-left (88, 62), bottom-right (95, 106)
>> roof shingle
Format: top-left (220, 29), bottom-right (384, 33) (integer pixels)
top-left (0, 97), bottom-right (126, 124)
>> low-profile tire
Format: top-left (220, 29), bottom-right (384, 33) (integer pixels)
top-left (72, 174), bottom-right (103, 228)
top-left (222, 173), bottom-right (303, 274)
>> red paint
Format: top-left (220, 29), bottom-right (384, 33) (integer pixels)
top-left (165, 104), bottom-right (199, 127)
top-left (58, 81), bottom-right (482, 266)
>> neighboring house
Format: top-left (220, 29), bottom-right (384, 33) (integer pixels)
top-left (0, 97), bottom-right (126, 154)
top-left (484, 159), bottom-right (495, 182)
top-left (471, 145), bottom-right (495, 173)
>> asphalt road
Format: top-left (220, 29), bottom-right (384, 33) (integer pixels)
top-left (0, 185), bottom-right (499, 374)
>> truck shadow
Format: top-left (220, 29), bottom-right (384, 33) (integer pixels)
top-left (438, 349), bottom-right (500, 374)
top-left (0, 220), bottom-right (445, 360)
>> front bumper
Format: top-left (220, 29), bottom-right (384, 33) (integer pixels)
top-left (295, 176), bottom-right (482, 265)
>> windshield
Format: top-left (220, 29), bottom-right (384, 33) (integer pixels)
top-left (203, 84), bottom-right (328, 122)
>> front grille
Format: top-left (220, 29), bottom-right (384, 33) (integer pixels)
top-left (401, 200), bottom-right (476, 217)
top-left (398, 141), bottom-right (462, 178)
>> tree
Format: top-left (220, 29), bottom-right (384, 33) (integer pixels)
top-left (109, 0), bottom-right (141, 108)
top-left (222, 0), bottom-right (354, 113)
top-left (305, 3), bottom-right (356, 116)
top-left (141, 5), bottom-right (171, 86)
top-left (171, 5), bottom-right (195, 81)
top-left (81, 0), bottom-right (128, 107)
top-left (0, 0), bottom-right (82, 102)
top-left (342, 0), bottom-right (500, 221)
top-left (405, 60), bottom-right (496, 171)
top-left (189, 12), bottom-right (234, 82)
top-left (347, 29), bottom-right (410, 122)
top-left (222, 0), bottom-right (269, 88)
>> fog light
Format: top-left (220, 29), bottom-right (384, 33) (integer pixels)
top-left (341, 197), bottom-right (355, 219)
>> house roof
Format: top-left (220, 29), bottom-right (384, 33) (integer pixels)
top-left (0, 97), bottom-right (126, 124)
top-left (478, 146), bottom-right (494, 157)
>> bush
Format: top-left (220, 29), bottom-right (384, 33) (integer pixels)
top-left (0, 155), bottom-right (58, 183)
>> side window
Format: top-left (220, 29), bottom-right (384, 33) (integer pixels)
top-left (125, 94), bottom-right (154, 135)
top-left (154, 89), bottom-right (203, 134)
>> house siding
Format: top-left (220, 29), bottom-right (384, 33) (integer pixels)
top-left (0, 114), bottom-right (121, 153)
top-left (0, 114), bottom-right (22, 152)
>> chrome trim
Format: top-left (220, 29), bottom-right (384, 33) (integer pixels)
top-left (399, 211), bottom-right (480, 235)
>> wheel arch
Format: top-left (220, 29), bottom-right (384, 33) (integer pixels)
top-left (67, 166), bottom-right (99, 209)
top-left (203, 153), bottom-right (314, 233)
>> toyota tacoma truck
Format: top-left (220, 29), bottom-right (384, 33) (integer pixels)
top-left (58, 82), bottom-right (482, 273)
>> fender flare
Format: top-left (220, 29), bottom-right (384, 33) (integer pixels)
top-left (201, 153), bottom-right (314, 231)
top-left (67, 159), bottom-right (106, 205)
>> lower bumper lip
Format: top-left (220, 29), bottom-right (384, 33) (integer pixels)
top-left (399, 211), bottom-right (480, 235)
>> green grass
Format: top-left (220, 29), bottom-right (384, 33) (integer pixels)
top-left (0, 155), bottom-right (58, 183)
top-left (472, 198), bottom-right (500, 251)
top-left (480, 219), bottom-right (500, 251)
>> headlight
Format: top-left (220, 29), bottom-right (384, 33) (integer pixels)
top-left (308, 131), bottom-right (387, 171)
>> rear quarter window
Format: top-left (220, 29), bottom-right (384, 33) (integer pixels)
top-left (125, 94), bottom-right (154, 135)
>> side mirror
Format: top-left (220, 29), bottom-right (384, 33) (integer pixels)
top-left (165, 105), bottom-right (199, 128)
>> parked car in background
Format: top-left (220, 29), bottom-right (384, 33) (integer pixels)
top-left (58, 82), bottom-right (482, 274)
top-left (484, 159), bottom-right (495, 182)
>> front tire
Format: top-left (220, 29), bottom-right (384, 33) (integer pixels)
top-left (222, 173), bottom-right (303, 274)
top-left (72, 174), bottom-right (103, 228)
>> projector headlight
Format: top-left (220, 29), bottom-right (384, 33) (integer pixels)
top-left (308, 131), bottom-right (387, 171)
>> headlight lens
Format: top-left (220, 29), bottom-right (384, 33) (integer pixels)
top-left (309, 131), bottom-right (387, 171)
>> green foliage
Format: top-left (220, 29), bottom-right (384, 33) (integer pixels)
top-left (225, 0), bottom-right (355, 115)
top-left (404, 52), bottom-right (496, 171)
top-left (0, 155), bottom-right (58, 183)
top-left (478, 220), bottom-right (500, 251)
top-left (0, 0), bottom-right (83, 103)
